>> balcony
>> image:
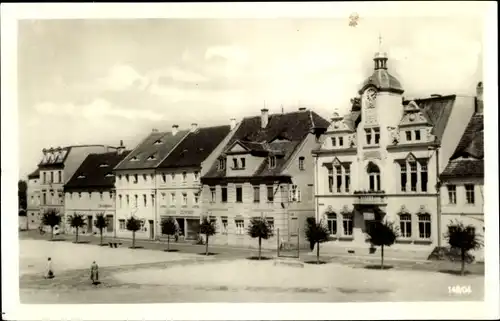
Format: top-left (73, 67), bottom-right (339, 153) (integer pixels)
top-left (353, 190), bottom-right (387, 206)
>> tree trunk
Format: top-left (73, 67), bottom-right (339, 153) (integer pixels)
top-left (75, 227), bottom-right (79, 243)
top-left (26, 216), bottom-right (29, 231)
top-left (461, 248), bottom-right (466, 276)
top-left (100, 229), bottom-right (103, 246)
top-left (51, 226), bottom-right (54, 240)
top-left (381, 245), bottom-right (384, 269)
top-left (132, 231), bottom-right (136, 249)
top-left (167, 235), bottom-right (170, 251)
top-left (258, 237), bottom-right (262, 260)
top-left (205, 234), bottom-right (209, 255)
top-left (316, 242), bottom-right (320, 264)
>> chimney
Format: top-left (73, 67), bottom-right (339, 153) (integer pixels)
top-left (230, 118), bottom-right (237, 130)
top-left (190, 123), bottom-right (198, 133)
top-left (172, 124), bottom-right (179, 136)
top-left (152, 128), bottom-right (158, 133)
top-left (476, 81), bottom-right (483, 114)
top-left (261, 108), bottom-right (269, 129)
top-left (298, 107), bottom-right (307, 111)
top-left (430, 94), bottom-right (442, 98)
top-left (116, 140), bottom-right (125, 155)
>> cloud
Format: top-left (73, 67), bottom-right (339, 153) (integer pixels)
top-left (205, 45), bottom-right (249, 65)
top-left (98, 64), bottom-right (148, 91)
top-left (147, 66), bottom-right (209, 84)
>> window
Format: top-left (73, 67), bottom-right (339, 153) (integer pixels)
top-left (150, 174), bottom-right (154, 181)
top-left (194, 171), bottom-right (199, 181)
top-left (418, 214), bottom-right (431, 238)
top-left (118, 195), bottom-right (122, 208)
top-left (339, 137), bottom-right (344, 146)
top-left (133, 174), bottom-right (138, 184)
top-left (266, 217), bottom-right (275, 233)
top-left (143, 194), bottom-right (147, 207)
top-left (335, 165), bottom-right (342, 193)
top-left (134, 194), bottom-right (138, 207)
top-left (367, 162), bottom-right (381, 191)
top-left (328, 168), bottom-right (334, 193)
top-left (233, 158), bottom-right (238, 169)
top-left (406, 131), bottom-right (412, 141)
top-left (240, 158), bottom-right (246, 169)
top-left (125, 174), bottom-right (129, 183)
top-left (221, 186), bottom-right (228, 203)
top-left (399, 214), bottom-right (412, 238)
top-left (110, 191), bottom-right (114, 200)
top-left (126, 195), bottom-right (130, 206)
top-left (182, 172), bottom-right (187, 182)
top-left (162, 174), bottom-right (166, 183)
top-left (218, 158), bottom-right (226, 171)
top-left (465, 184), bottom-right (475, 204)
top-left (342, 213), bottom-right (353, 236)
top-left (43, 172), bottom-right (47, 184)
top-left (42, 193), bottom-right (47, 205)
top-left (327, 213), bottom-right (337, 235)
top-left (253, 185), bottom-right (260, 203)
top-left (267, 185), bottom-right (274, 202)
top-left (58, 171), bottom-right (62, 183)
top-left (99, 192), bottom-right (103, 200)
top-left (420, 161), bottom-right (428, 192)
top-left (142, 174), bottom-right (147, 182)
top-left (170, 193), bottom-right (176, 205)
top-left (289, 185), bottom-right (301, 202)
top-left (161, 192), bottom-right (166, 203)
top-left (235, 219), bottom-right (245, 235)
top-left (344, 165), bottom-right (351, 193)
top-left (182, 193), bottom-right (187, 206)
top-left (269, 156), bottom-right (276, 169)
top-left (193, 192), bottom-right (200, 205)
top-left (78, 192), bottom-right (82, 199)
top-left (221, 217), bottom-right (228, 234)
top-left (374, 128), bottom-right (380, 144)
top-left (298, 157), bottom-right (305, 170)
top-left (331, 137), bottom-right (337, 147)
top-left (409, 161), bottom-right (418, 191)
top-left (119, 219), bottom-right (126, 230)
top-left (415, 130), bottom-right (421, 141)
top-left (447, 185), bottom-right (457, 204)
top-left (400, 163), bottom-right (407, 192)
top-left (236, 186), bottom-right (243, 203)
top-left (151, 194), bottom-right (155, 207)
top-left (210, 187), bottom-right (216, 202)
top-left (171, 173), bottom-right (175, 182)
top-left (365, 129), bottom-right (372, 145)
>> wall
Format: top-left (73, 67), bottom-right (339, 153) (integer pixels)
top-left (26, 176), bottom-right (41, 229)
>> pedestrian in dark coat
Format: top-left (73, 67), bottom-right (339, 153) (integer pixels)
top-left (90, 261), bottom-right (99, 285)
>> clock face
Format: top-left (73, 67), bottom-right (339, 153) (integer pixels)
top-left (365, 88), bottom-right (377, 108)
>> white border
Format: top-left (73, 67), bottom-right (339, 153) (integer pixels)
top-left (1, 2), bottom-right (498, 320)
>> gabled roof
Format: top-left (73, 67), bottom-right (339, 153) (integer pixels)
top-left (440, 113), bottom-right (484, 179)
top-left (27, 168), bottom-right (40, 179)
top-left (405, 95), bottom-right (456, 140)
top-left (114, 130), bottom-right (189, 171)
top-left (64, 151), bottom-right (131, 190)
top-left (158, 125), bottom-right (231, 169)
top-left (203, 110), bottom-right (329, 179)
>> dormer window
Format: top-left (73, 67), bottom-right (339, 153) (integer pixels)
top-left (331, 137), bottom-right (337, 147)
top-left (153, 140), bottom-right (162, 145)
top-left (147, 154), bottom-right (156, 161)
top-left (131, 156), bottom-right (139, 162)
top-left (338, 137), bottom-right (344, 147)
top-left (406, 131), bottom-right (412, 141)
top-left (415, 130), bottom-right (421, 141)
top-left (240, 158), bottom-right (246, 169)
top-left (99, 163), bottom-right (109, 168)
top-left (105, 173), bottom-right (114, 177)
top-left (269, 156), bottom-right (276, 169)
top-left (77, 175), bottom-right (85, 179)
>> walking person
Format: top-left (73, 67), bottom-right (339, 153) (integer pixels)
top-left (45, 257), bottom-right (54, 279)
top-left (90, 261), bottom-right (99, 285)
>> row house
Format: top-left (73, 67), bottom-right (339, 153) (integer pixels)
top-left (113, 126), bottom-right (189, 240)
top-left (26, 168), bottom-right (41, 229)
top-left (313, 48), bottom-right (477, 258)
top-left (36, 144), bottom-right (119, 232)
top-left (440, 82), bottom-right (484, 261)
top-left (63, 144), bottom-right (130, 237)
top-left (201, 108), bottom-right (329, 249)
top-left (155, 123), bottom-right (233, 240)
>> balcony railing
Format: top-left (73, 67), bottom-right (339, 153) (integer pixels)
top-left (353, 190), bottom-right (387, 205)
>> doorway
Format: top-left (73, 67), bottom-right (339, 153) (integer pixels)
top-left (87, 216), bottom-right (93, 233)
top-left (176, 218), bottom-right (185, 238)
top-left (149, 220), bottom-right (154, 239)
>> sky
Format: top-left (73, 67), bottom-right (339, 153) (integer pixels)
top-left (18, 16), bottom-right (483, 179)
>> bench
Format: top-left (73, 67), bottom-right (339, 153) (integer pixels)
top-left (108, 242), bottom-right (122, 248)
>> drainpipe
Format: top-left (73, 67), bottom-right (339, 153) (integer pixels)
top-left (154, 169), bottom-right (159, 241)
top-left (436, 146), bottom-right (442, 247)
top-left (314, 154), bottom-right (319, 221)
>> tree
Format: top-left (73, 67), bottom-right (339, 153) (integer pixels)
top-left (366, 219), bottom-right (398, 269)
top-left (126, 216), bottom-right (142, 248)
top-left (247, 217), bottom-right (273, 260)
top-left (305, 217), bottom-right (330, 264)
top-left (161, 217), bottom-right (179, 251)
top-left (199, 217), bottom-right (216, 255)
top-left (18, 180), bottom-right (27, 213)
top-left (94, 213), bottom-right (108, 246)
top-left (67, 213), bottom-right (86, 243)
top-left (41, 208), bottom-right (61, 240)
top-left (445, 220), bottom-right (483, 276)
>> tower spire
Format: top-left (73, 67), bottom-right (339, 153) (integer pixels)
top-left (374, 32), bottom-right (388, 70)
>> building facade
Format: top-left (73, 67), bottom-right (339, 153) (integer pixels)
top-left (313, 49), bottom-right (477, 258)
top-left (155, 123), bottom-right (233, 241)
top-left (25, 169), bottom-right (41, 229)
top-left (37, 144), bottom-right (118, 231)
top-left (201, 108), bottom-right (329, 249)
top-left (440, 82), bottom-right (484, 261)
top-left (113, 126), bottom-right (189, 240)
top-left (63, 146), bottom-right (129, 237)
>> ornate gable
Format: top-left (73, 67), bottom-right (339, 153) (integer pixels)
top-left (399, 101), bottom-right (433, 127)
top-left (327, 110), bottom-right (355, 133)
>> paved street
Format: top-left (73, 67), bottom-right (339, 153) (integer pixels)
top-left (19, 235), bottom-right (484, 303)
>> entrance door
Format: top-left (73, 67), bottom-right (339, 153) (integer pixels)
top-left (177, 218), bottom-right (185, 238)
top-left (149, 220), bottom-right (154, 239)
top-left (106, 215), bottom-right (114, 233)
top-left (87, 216), bottom-right (93, 233)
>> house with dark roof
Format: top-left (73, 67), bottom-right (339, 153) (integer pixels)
top-left (439, 82), bottom-right (484, 261)
top-left (63, 149), bottom-right (130, 237)
top-left (201, 107), bottom-right (329, 248)
top-left (155, 123), bottom-right (234, 240)
top-left (26, 168), bottom-right (41, 229)
top-left (36, 143), bottom-right (121, 226)
top-left (113, 125), bottom-right (190, 240)
top-left (312, 44), bottom-right (479, 259)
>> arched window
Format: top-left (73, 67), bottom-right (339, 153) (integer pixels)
top-left (367, 162), bottom-right (381, 191)
top-left (342, 213), bottom-right (353, 236)
top-left (399, 213), bottom-right (412, 238)
top-left (418, 213), bottom-right (431, 239)
top-left (326, 212), bottom-right (337, 235)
